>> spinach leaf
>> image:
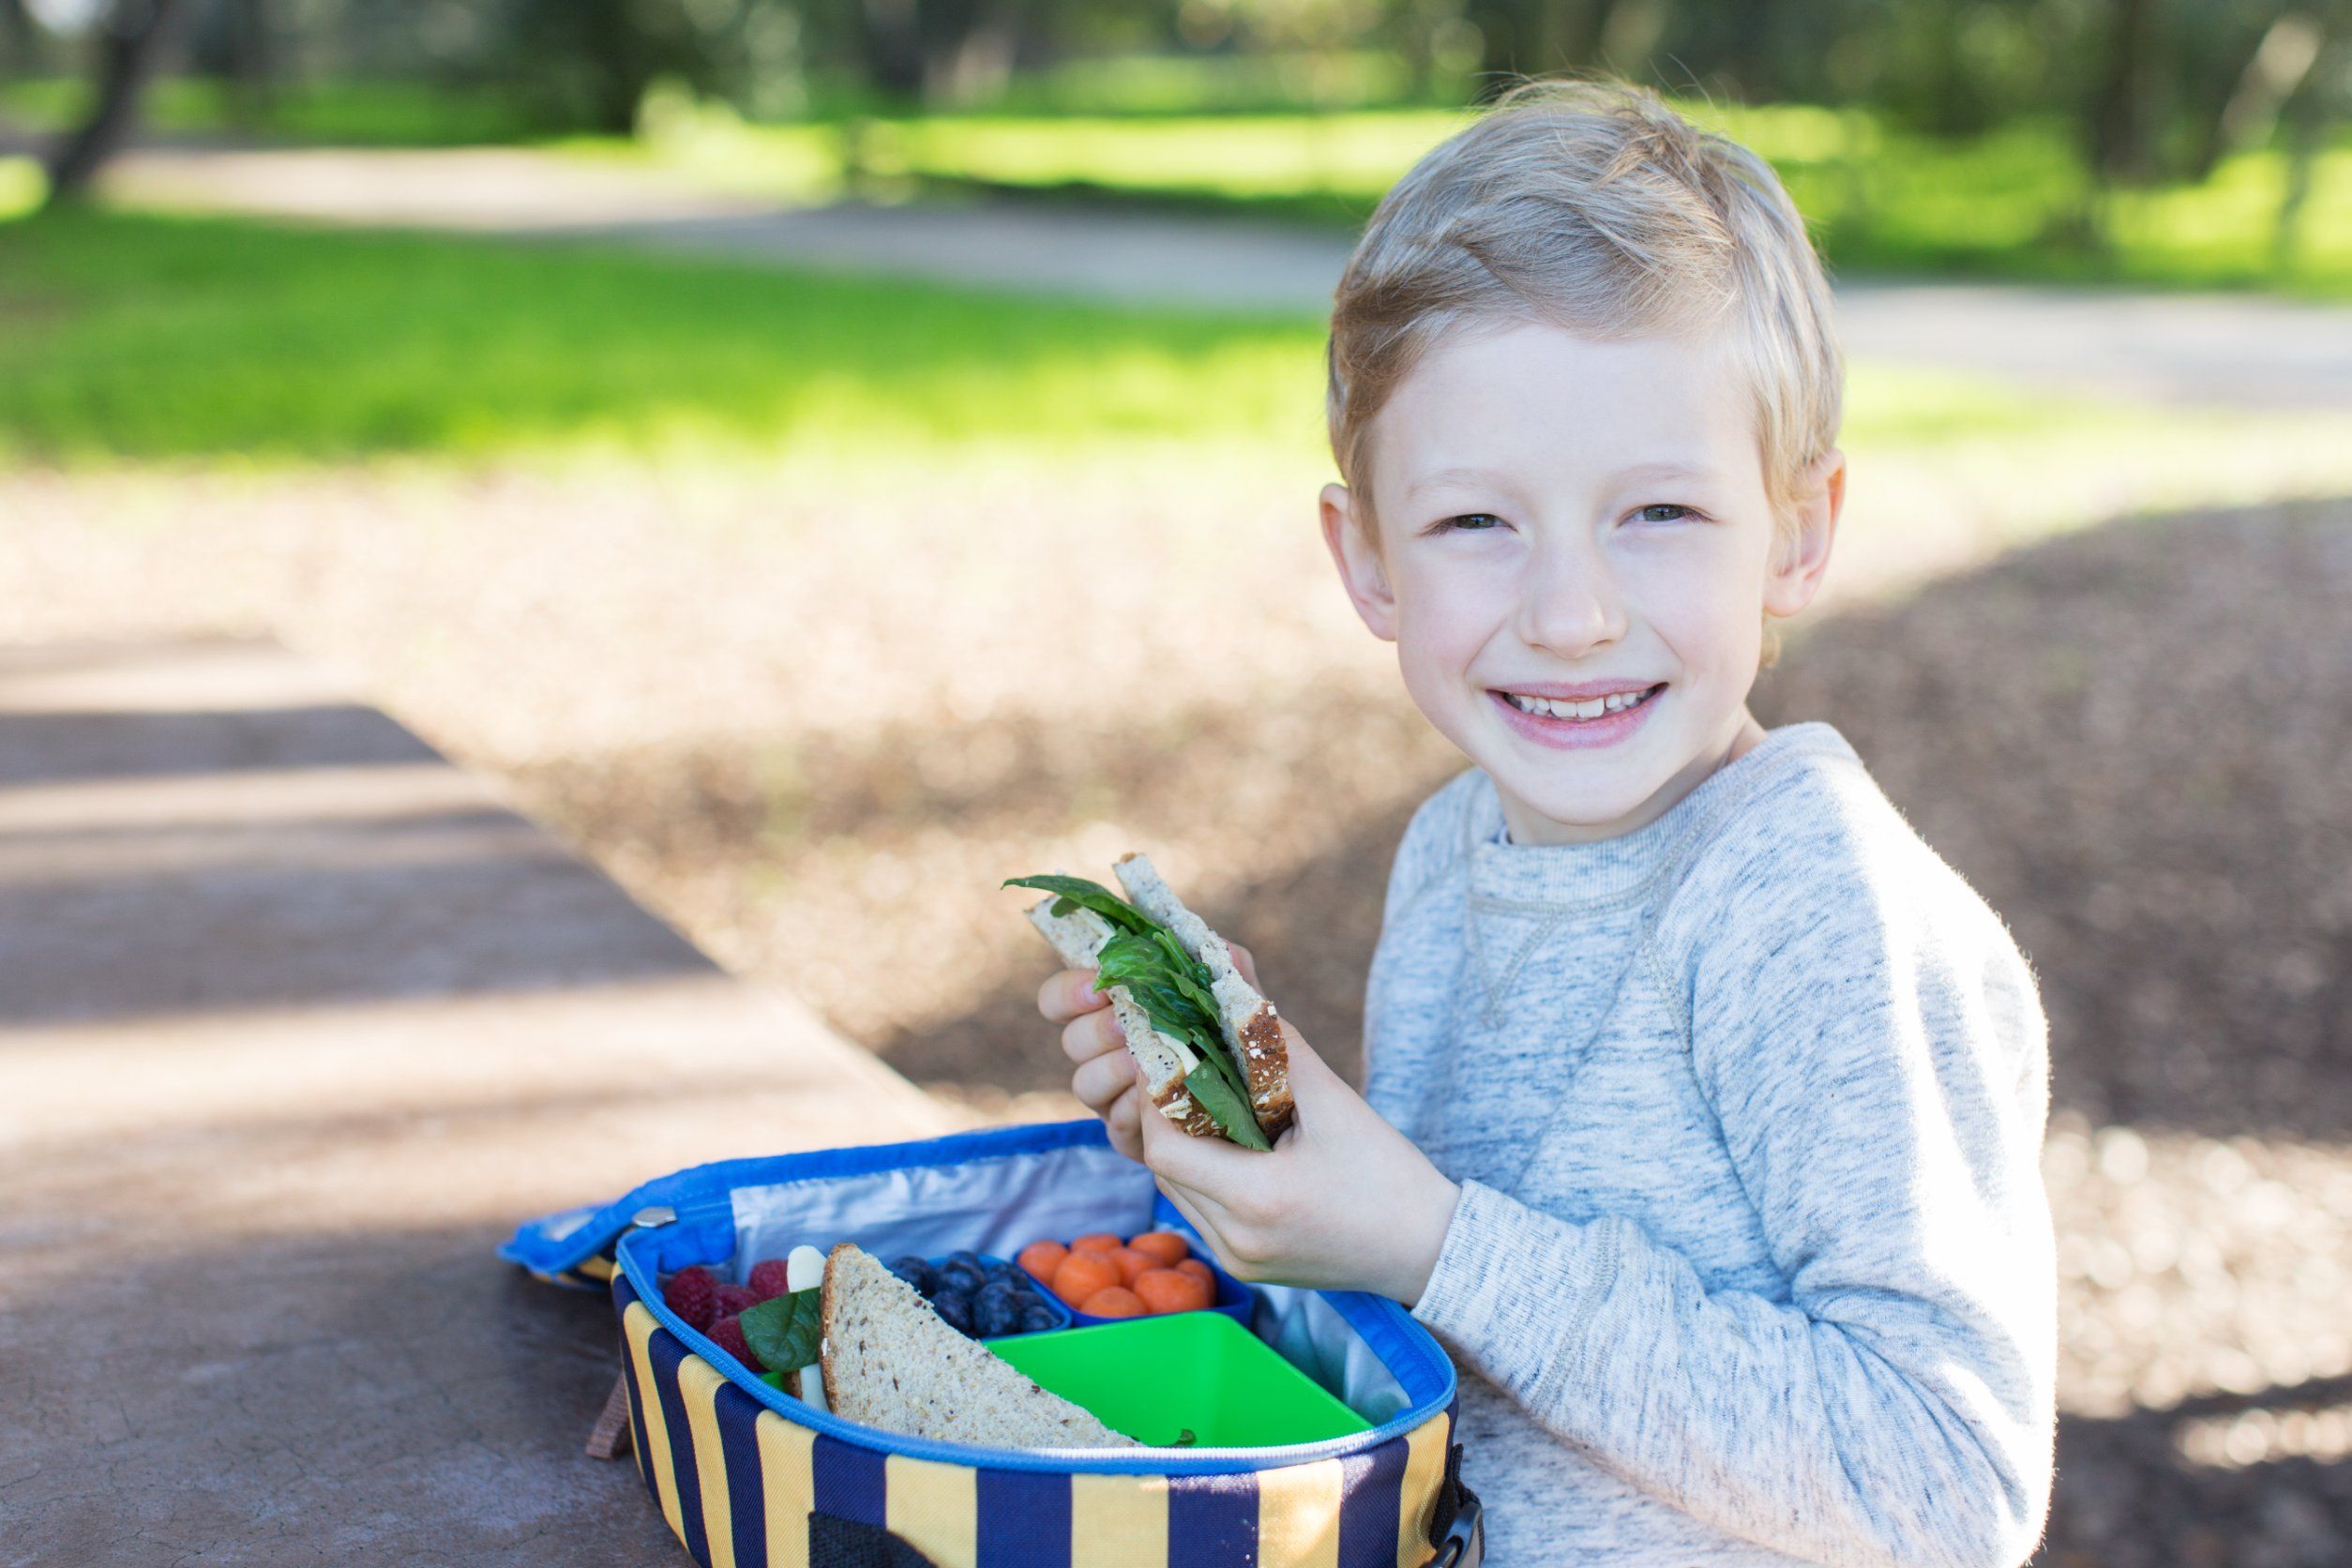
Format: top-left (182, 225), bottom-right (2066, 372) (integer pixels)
top-left (737, 1289), bottom-right (822, 1375)
top-left (1002, 875), bottom-right (1154, 936)
top-left (1184, 1059), bottom-right (1271, 1151)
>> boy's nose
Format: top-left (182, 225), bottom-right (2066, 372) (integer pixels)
top-left (1515, 537), bottom-right (1628, 657)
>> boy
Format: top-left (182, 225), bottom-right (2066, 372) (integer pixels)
top-left (1038, 78), bottom-right (2055, 1565)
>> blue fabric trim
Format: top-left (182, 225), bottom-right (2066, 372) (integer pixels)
top-left (501, 1120), bottom-right (1114, 1277)
top-left (1320, 1289), bottom-right (1458, 1414)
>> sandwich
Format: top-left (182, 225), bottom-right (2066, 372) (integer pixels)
top-left (1006, 852), bottom-right (1292, 1151)
top-left (819, 1243), bottom-right (1136, 1449)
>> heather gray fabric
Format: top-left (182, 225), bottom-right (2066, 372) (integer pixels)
top-left (1365, 721), bottom-right (2056, 1567)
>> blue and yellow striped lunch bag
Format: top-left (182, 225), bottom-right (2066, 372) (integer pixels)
top-left (505, 1119), bottom-right (1483, 1568)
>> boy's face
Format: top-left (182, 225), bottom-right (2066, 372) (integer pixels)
top-left (1320, 319), bottom-right (1842, 845)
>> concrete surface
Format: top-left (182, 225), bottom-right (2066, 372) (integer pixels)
top-left (0, 635), bottom-right (953, 1564)
top-left (93, 143), bottom-right (2352, 408)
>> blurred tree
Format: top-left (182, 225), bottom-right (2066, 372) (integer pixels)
top-left (2269, 11), bottom-right (2345, 267)
top-left (2193, 8), bottom-right (2327, 178)
top-left (1, 0), bottom-right (41, 70)
top-left (185, 0), bottom-right (279, 128)
top-left (42, 0), bottom-right (186, 202)
top-left (849, 0), bottom-right (1054, 105)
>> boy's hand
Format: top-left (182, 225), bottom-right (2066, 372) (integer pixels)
top-left (1038, 960), bottom-right (1143, 1158)
top-left (1140, 1017), bottom-right (1461, 1308)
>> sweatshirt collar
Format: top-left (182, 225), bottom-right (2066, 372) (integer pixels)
top-left (1462, 721), bottom-right (1857, 911)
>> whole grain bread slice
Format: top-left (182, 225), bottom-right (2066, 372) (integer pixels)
top-left (817, 1244), bottom-right (1136, 1450)
top-left (1113, 853), bottom-right (1294, 1138)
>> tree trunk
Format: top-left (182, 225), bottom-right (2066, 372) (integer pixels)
top-left (858, 0), bottom-right (927, 99)
top-left (2, 0), bottom-right (40, 72)
top-left (2271, 30), bottom-right (2344, 271)
top-left (923, 0), bottom-right (1030, 109)
top-left (223, 0), bottom-right (277, 132)
top-left (2085, 0), bottom-right (2163, 185)
top-left (43, 0), bottom-right (188, 204)
top-left (2190, 10), bottom-right (2326, 182)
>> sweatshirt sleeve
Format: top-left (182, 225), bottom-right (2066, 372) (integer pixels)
top-left (1409, 791), bottom-right (2058, 1568)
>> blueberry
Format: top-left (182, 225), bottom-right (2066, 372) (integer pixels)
top-left (946, 1249), bottom-right (986, 1273)
top-left (887, 1257), bottom-right (936, 1297)
top-left (984, 1259), bottom-right (1021, 1285)
top-left (975, 1278), bottom-right (1017, 1306)
top-left (932, 1290), bottom-right (974, 1335)
top-left (1002, 1288), bottom-right (1041, 1313)
top-left (1018, 1304), bottom-right (1062, 1334)
top-left (974, 1293), bottom-right (1019, 1337)
top-left (939, 1261), bottom-right (986, 1296)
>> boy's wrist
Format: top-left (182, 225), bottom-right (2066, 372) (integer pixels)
top-left (1388, 1169), bottom-right (1462, 1307)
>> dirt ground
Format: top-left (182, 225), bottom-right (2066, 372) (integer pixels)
top-left (6, 451), bottom-right (2347, 1560)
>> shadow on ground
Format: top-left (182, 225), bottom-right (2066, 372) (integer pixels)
top-left (0, 1222), bottom-right (676, 1565)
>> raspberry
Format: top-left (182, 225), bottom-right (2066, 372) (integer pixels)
top-left (707, 1314), bottom-right (761, 1370)
top-left (713, 1283), bottom-right (759, 1317)
top-left (663, 1265), bottom-right (719, 1331)
top-left (747, 1259), bottom-right (793, 1301)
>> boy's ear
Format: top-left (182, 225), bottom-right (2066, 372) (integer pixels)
top-left (1763, 446), bottom-right (1845, 619)
top-left (1320, 482), bottom-right (1397, 642)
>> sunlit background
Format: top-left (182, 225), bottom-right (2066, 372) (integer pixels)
top-left (3, 2), bottom-right (2350, 1562)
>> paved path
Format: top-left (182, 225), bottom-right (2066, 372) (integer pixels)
top-left (0, 634), bottom-right (952, 1564)
top-left (91, 143), bottom-right (2352, 410)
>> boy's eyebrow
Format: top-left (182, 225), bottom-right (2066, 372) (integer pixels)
top-left (1609, 460), bottom-right (1715, 484)
top-left (1404, 459), bottom-right (1715, 496)
top-left (1403, 465), bottom-right (1514, 497)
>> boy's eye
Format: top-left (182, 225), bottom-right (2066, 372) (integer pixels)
top-left (1434, 513), bottom-right (1504, 533)
top-left (1636, 503), bottom-right (1696, 523)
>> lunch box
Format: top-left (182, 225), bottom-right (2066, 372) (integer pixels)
top-left (505, 1118), bottom-right (1483, 1567)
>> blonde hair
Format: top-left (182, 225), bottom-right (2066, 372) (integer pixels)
top-left (1324, 75), bottom-right (1844, 663)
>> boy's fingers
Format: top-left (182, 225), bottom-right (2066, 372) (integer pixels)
top-left (1138, 1089), bottom-right (1260, 1198)
top-left (1071, 1044), bottom-right (1137, 1112)
top-left (1153, 1181), bottom-right (1222, 1259)
top-left (1037, 967), bottom-right (1108, 1025)
top-left (1105, 1086), bottom-right (1144, 1162)
top-left (1060, 1005), bottom-right (1125, 1067)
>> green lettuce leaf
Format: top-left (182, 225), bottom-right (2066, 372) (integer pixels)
top-left (1183, 1060), bottom-right (1270, 1151)
top-left (1001, 874), bottom-right (1155, 936)
top-left (737, 1289), bottom-right (822, 1375)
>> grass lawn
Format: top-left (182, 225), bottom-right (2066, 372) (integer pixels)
top-left (0, 204), bottom-right (2204, 472)
top-left (0, 76), bottom-right (541, 147)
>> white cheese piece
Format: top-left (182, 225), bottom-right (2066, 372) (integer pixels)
top-left (785, 1244), bottom-right (825, 1292)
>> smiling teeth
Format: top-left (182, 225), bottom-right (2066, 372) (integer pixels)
top-left (1506, 687), bottom-right (1655, 720)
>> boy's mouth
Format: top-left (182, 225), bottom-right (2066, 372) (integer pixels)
top-left (1493, 683), bottom-right (1666, 723)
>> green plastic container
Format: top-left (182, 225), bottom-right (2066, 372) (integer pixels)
top-left (989, 1313), bottom-right (1371, 1449)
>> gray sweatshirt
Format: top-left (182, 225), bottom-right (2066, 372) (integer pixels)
top-left (1365, 721), bottom-right (2056, 1566)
